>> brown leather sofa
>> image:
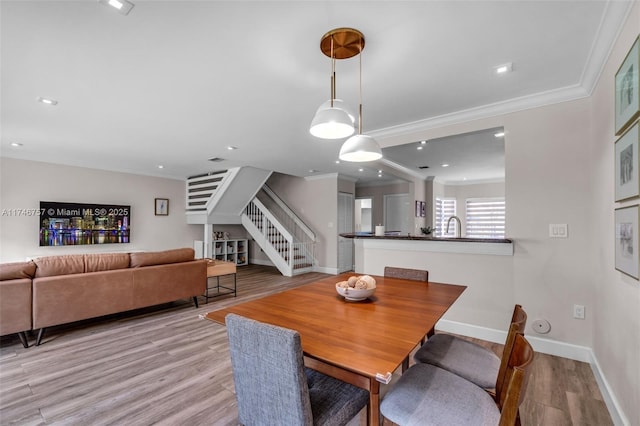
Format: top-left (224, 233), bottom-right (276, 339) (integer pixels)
top-left (0, 261), bottom-right (34, 348)
top-left (0, 248), bottom-right (207, 347)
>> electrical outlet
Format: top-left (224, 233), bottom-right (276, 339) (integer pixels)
top-left (573, 304), bottom-right (585, 319)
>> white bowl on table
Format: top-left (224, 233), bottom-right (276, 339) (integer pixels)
top-left (335, 284), bottom-right (376, 301)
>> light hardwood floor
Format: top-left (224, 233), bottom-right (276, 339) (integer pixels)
top-left (0, 265), bottom-right (612, 425)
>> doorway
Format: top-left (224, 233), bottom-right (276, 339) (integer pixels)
top-left (354, 197), bottom-right (373, 233)
top-left (338, 192), bottom-right (354, 273)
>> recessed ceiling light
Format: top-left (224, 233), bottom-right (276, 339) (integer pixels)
top-left (378, 174), bottom-right (382, 177)
top-left (494, 63), bottom-right (513, 74)
top-left (10, 142), bottom-right (23, 147)
top-left (37, 96), bottom-right (58, 105)
top-left (308, 169), bottom-right (319, 173)
top-left (335, 160), bottom-right (340, 164)
top-left (378, 170), bottom-right (382, 173)
top-left (420, 140), bottom-right (427, 144)
top-left (98, 0), bottom-right (134, 15)
top-left (441, 163), bottom-right (449, 168)
top-left (227, 146), bottom-right (238, 150)
top-left (358, 168), bottom-right (364, 172)
top-left (417, 146), bottom-right (423, 150)
top-left (494, 131), bottom-right (505, 138)
top-left (157, 165), bottom-right (164, 169)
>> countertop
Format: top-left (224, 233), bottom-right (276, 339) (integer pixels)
top-left (340, 232), bottom-right (512, 244)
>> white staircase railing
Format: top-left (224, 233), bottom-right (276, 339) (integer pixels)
top-left (242, 197), bottom-right (315, 276)
top-left (258, 186), bottom-right (316, 244)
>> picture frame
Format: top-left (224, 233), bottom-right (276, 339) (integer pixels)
top-left (155, 198), bottom-right (169, 216)
top-left (415, 200), bottom-right (421, 217)
top-left (615, 121), bottom-right (640, 201)
top-left (615, 205), bottom-right (639, 280)
top-left (420, 201), bottom-right (426, 217)
top-left (615, 36), bottom-right (639, 136)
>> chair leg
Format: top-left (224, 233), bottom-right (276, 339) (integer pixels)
top-left (426, 326), bottom-right (435, 338)
top-left (193, 296), bottom-right (199, 308)
top-left (402, 356), bottom-right (409, 373)
top-left (36, 328), bottom-right (45, 346)
top-left (18, 331), bottom-right (29, 348)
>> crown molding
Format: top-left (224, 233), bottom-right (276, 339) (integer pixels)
top-left (304, 172), bottom-right (338, 181)
top-left (369, 0), bottom-right (634, 141)
top-left (580, 0), bottom-right (635, 96)
top-left (369, 84), bottom-right (589, 140)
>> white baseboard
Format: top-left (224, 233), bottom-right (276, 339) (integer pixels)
top-left (313, 266), bottom-right (340, 274)
top-left (436, 319), bottom-right (628, 425)
top-left (249, 258), bottom-right (274, 267)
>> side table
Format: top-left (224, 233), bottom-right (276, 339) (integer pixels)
top-left (205, 259), bottom-right (237, 301)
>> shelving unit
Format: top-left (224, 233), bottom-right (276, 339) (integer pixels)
top-left (212, 239), bottom-right (248, 266)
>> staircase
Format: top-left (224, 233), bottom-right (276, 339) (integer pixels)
top-left (186, 168), bottom-right (316, 276)
top-left (242, 187), bottom-right (315, 276)
top-left (186, 167), bottom-right (272, 225)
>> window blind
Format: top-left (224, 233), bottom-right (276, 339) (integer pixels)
top-left (435, 197), bottom-right (456, 237)
top-left (465, 197), bottom-right (505, 239)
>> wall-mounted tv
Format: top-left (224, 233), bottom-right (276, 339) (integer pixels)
top-left (39, 201), bottom-right (130, 246)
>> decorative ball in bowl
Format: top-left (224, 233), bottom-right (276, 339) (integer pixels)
top-left (336, 275), bottom-right (376, 301)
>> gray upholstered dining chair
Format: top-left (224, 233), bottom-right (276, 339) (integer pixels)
top-left (383, 266), bottom-right (429, 283)
top-left (225, 313), bottom-right (369, 426)
top-left (384, 266), bottom-right (432, 350)
top-left (381, 328), bottom-right (534, 426)
top-left (413, 304), bottom-right (527, 391)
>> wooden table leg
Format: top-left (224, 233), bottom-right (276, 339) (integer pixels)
top-left (369, 379), bottom-right (380, 425)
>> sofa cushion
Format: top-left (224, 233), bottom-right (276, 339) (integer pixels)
top-left (34, 254), bottom-right (85, 278)
top-left (85, 253), bottom-right (130, 272)
top-left (130, 248), bottom-right (195, 268)
top-left (0, 261), bottom-right (36, 281)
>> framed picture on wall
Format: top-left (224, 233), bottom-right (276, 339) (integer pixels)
top-left (615, 36), bottom-right (639, 135)
top-left (155, 198), bottom-right (169, 216)
top-left (615, 122), bottom-right (640, 201)
top-left (615, 205), bottom-right (639, 280)
top-left (415, 201), bottom-right (421, 217)
top-left (420, 201), bottom-right (426, 217)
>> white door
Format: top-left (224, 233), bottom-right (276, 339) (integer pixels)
top-left (384, 193), bottom-right (410, 234)
top-left (338, 192), bottom-right (354, 272)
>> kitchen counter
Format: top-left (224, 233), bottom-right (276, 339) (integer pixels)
top-left (340, 232), bottom-right (512, 244)
top-left (342, 232), bottom-right (514, 256)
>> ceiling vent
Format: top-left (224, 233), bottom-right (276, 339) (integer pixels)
top-left (208, 157), bottom-right (225, 162)
top-left (418, 165), bottom-right (430, 169)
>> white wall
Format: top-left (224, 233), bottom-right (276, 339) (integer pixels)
top-left (0, 158), bottom-right (202, 262)
top-left (265, 172), bottom-right (339, 270)
top-left (370, 7), bottom-right (639, 423)
top-left (590, 4), bottom-right (639, 424)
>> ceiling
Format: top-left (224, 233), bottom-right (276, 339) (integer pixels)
top-left (0, 1), bottom-right (632, 184)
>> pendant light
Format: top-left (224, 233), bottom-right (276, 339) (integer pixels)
top-left (339, 32), bottom-right (382, 162)
top-left (309, 29), bottom-right (359, 139)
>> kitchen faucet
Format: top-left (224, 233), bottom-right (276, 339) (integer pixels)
top-left (446, 216), bottom-right (462, 238)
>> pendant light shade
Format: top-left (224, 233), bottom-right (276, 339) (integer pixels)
top-left (337, 29), bottom-right (383, 162)
top-left (310, 29), bottom-right (361, 140)
top-left (339, 134), bottom-right (383, 162)
top-left (309, 99), bottom-right (355, 139)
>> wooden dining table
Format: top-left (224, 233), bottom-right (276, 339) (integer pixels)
top-left (205, 272), bottom-right (466, 425)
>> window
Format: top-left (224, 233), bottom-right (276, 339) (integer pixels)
top-left (435, 197), bottom-right (456, 237)
top-left (465, 197), bottom-right (505, 239)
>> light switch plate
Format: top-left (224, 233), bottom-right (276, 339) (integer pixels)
top-left (549, 224), bottom-right (568, 238)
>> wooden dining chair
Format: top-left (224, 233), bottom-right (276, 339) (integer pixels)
top-left (225, 313), bottom-right (369, 426)
top-left (381, 328), bottom-right (534, 426)
top-left (413, 304), bottom-right (527, 392)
